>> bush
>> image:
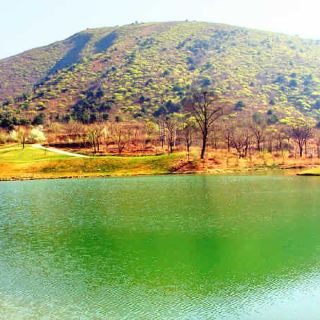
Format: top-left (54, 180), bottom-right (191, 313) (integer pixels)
top-left (235, 101), bottom-right (245, 111)
top-left (32, 113), bottom-right (46, 125)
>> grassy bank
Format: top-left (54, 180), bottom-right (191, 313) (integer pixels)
top-left (1, 144), bottom-right (319, 181)
top-left (298, 168), bottom-right (320, 176)
top-left (0, 144), bottom-right (191, 181)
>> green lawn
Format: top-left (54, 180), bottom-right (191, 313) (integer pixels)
top-left (0, 144), bottom-right (189, 180)
top-left (0, 144), bottom-right (69, 162)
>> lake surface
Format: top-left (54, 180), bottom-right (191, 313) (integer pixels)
top-left (1, 175), bottom-right (320, 319)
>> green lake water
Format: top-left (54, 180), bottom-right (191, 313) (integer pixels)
top-left (1, 175), bottom-right (320, 319)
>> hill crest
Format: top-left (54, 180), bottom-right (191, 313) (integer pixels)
top-left (1, 21), bottom-right (320, 127)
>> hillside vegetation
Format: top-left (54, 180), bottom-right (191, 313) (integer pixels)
top-left (0, 27), bottom-right (114, 103)
top-left (2, 21), bottom-right (320, 127)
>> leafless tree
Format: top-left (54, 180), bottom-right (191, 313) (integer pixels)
top-left (184, 90), bottom-right (225, 159)
top-left (250, 118), bottom-right (267, 151)
top-left (143, 121), bottom-right (156, 149)
top-left (230, 127), bottom-right (252, 158)
top-left (210, 124), bottom-right (222, 150)
top-left (156, 119), bottom-right (166, 149)
top-left (180, 117), bottom-right (196, 160)
top-left (290, 122), bottom-right (313, 157)
top-left (222, 121), bottom-right (234, 152)
top-left (314, 129), bottom-right (320, 158)
top-left (274, 126), bottom-right (289, 154)
top-left (164, 116), bottom-right (178, 154)
top-left (113, 123), bottom-right (128, 155)
top-left (87, 124), bottom-right (104, 154)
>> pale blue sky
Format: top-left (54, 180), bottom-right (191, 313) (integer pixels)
top-left (1, 0), bottom-right (319, 59)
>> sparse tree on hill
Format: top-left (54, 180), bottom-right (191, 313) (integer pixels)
top-left (313, 129), bottom-right (320, 158)
top-left (164, 115), bottom-right (178, 154)
top-left (290, 121), bottom-right (313, 157)
top-left (113, 123), bottom-right (128, 155)
top-left (274, 125), bottom-right (289, 154)
top-left (143, 121), bottom-right (157, 149)
top-left (183, 90), bottom-right (225, 159)
top-left (222, 121), bottom-right (234, 153)
top-left (87, 124), bottom-right (105, 154)
top-left (230, 126), bottom-right (252, 158)
top-left (180, 117), bottom-right (197, 160)
top-left (250, 114), bottom-right (267, 151)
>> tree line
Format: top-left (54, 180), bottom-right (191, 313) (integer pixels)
top-left (1, 89), bottom-right (319, 160)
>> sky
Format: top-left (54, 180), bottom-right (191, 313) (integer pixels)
top-left (1, 0), bottom-right (320, 59)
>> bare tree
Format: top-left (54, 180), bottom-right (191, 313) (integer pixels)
top-left (222, 120), bottom-right (234, 152)
top-left (314, 128), bottom-right (320, 158)
top-left (87, 124), bottom-right (104, 154)
top-left (274, 125), bottom-right (289, 154)
top-left (290, 122), bottom-right (313, 157)
top-left (143, 121), bottom-right (157, 149)
top-left (156, 119), bottom-right (166, 150)
top-left (180, 117), bottom-right (196, 160)
top-left (250, 117), bottom-right (267, 152)
top-left (164, 116), bottom-right (178, 154)
top-left (184, 90), bottom-right (224, 159)
top-left (210, 124), bottom-right (222, 150)
top-left (63, 121), bottom-right (87, 145)
top-left (230, 126), bottom-right (252, 158)
top-left (113, 123), bottom-right (128, 155)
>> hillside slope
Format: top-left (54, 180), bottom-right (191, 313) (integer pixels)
top-left (0, 27), bottom-right (115, 102)
top-left (2, 21), bottom-right (320, 126)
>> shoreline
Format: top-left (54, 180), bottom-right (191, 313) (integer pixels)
top-left (0, 166), bottom-right (309, 182)
top-left (0, 144), bottom-right (318, 182)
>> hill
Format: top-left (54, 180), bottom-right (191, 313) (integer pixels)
top-left (2, 21), bottom-right (320, 127)
top-left (0, 27), bottom-right (114, 102)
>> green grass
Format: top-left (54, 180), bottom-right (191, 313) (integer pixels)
top-left (0, 144), bottom-right (69, 162)
top-left (36, 153), bottom-right (184, 175)
top-left (0, 144), bottom-right (187, 180)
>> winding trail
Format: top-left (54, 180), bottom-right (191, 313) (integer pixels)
top-left (32, 144), bottom-right (90, 158)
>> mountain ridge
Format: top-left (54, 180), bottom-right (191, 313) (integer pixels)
top-left (2, 21), bottom-right (320, 128)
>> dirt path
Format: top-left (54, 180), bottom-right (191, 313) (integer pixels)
top-left (32, 144), bottom-right (90, 158)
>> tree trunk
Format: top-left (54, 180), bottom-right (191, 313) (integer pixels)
top-left (299, 144), bottom-right (303, 157)
top-left (305, 141), bottom-right (307, 157)
top-left (201, 132), bottom-right (207, 160)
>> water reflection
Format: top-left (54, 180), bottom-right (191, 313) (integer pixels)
top-left (0, 176), bottom-right (320, 318)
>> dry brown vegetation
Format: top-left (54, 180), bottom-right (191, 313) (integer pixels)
top-left (3, 108), bottom-right (318, 175)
